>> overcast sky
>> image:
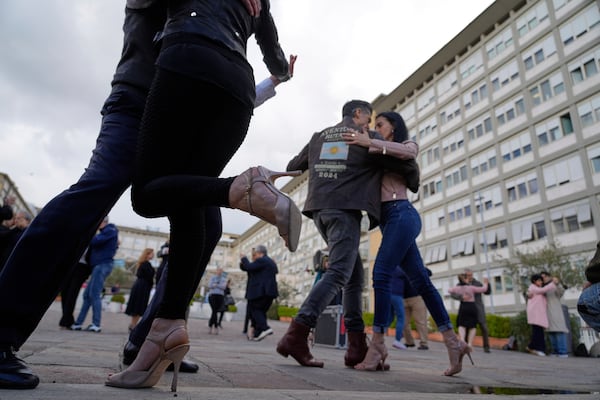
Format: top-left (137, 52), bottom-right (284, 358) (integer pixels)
top-left (0, 0), bottom-right (494, 234)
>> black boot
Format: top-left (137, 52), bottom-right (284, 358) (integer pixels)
top-left (122, 341), bottom-right (199, 373)
top-left (0, 348), bottom-right (39, 389)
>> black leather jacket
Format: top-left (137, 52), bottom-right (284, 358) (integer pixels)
top-left (159, 0), bottom-right (289, 80)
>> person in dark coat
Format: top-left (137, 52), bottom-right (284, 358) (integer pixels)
top-left (240, 245), bottom-right (278, 341)
top-left (125, 248), bottom-right (155, 331)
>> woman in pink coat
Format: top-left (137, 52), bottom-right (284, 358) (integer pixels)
top-left (525, 273), bottom-right (556, 356)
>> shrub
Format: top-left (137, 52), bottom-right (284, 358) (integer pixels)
top-left (277, 305), bottom-right (299, 318)
top-left (110, 294), bottom-right (126, 304)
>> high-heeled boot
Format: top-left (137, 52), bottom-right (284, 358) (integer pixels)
top-left (276, 319), bottom-right (324, 368)
top-left (442, 329), bottom-right (473, 376)
top-left (354, 332), bottom-right (388, 371)
top-left (106, 318), bottom-right (189, 392)
top-left (229, 166), bottom-right (302, 251)
top-left (344, 331), bottom-right (368, 367)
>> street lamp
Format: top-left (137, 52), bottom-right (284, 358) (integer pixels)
top-left (476, 192), bottom-right (495, 314)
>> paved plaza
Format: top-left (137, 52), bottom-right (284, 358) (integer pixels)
top-left (1, 302), bottom-right (598, 400)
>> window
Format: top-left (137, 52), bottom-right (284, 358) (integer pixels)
top-left (475, 186), bottom-right (503, 214)
top-left (439, 99), bottom-right (461, 126)
top-left (512, 215), bottom-right (547, 244)
top-left (417, 87), bottom-right (436, 113)
top-left (486, 26), bottom-right (514, 60)
top-left (418, 115), bottom-right (438, 140)
top-left (467, 114), bottom-right (494, 141)
top-left (421, 145), bottom-right (440, 168)
top-left (397, 102), bottom-right (416, 124)
top-left (543, 156), bottom-right (585, 188)
top-left (450, 234), bottom-right (475, 257)
top-left (589, 146), bottom-right (600, 174)
top-left (522, 35), bottom-right (557, 71)
top-left (535, 112), bottom-right (574, 146)
top-left (423, 177), bottom-right (443, 199)
top-left (516, 2), bottom-right (549, 37)
top-left (444, 164), bottom-right (468, 189)
top-left (490, 60), bottom-right (520, 92)
top-left (551, 203), bottom-right (593, 234)
top-left (463, 82), bottom-right (488, 110)
top-left (506, 172), bottom-right (538, 201)
top-left (577, 93), bottom-right (600, 128)
top-left (437, 70), bottom-right (458, 98)
top-left (479, 226), bottom-right (508, 250)
top-left (442, 130), bottom-right (465, 157)
top-left (471, 148), bottom-right (497, 176)
top-left (559, 4), bottom-right (600, 47)
top-left (495, 96), bottom-right (526, 126)
top-left (424, 242), bottom-right (447, 264)
top-left (529, 71), bottom-right (565, 107)
top-left (448, 198), bottom-right (472, 223)
top-left (424, 208), bottom-right (446, 231)
top-left (569, 46), bottom-right (600, 85)
top-left (501, 131), bottom-right (532, 163)
top-left (459, 49), bottom-right (484, 80)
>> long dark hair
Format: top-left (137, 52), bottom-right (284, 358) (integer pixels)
top-left (377, 111), bottom-right (408, 143)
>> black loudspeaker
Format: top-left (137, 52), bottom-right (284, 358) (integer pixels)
top-left (314, 305), bottom-right (346, 348)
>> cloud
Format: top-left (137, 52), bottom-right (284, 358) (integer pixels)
top-left (1, 0), bottom-right (494, 234)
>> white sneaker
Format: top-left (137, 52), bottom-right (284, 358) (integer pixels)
top-left (70, 324), bottom-right (83, 331)
top-left (253, 328), bottom-right (274, 341)
top-left (86, 324), bottom-right (101, 333)
top-left (392, 340), bottom-right (407, 350)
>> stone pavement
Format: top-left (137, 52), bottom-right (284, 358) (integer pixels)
top-left (1, 302), bottom-right (599, 400)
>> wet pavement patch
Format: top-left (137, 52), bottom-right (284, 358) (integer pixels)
top-left (471, 386), bottom-right (597, 395)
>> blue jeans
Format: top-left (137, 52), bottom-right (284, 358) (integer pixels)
top-left (76, 262), bottom-right (114, 327)
top-left (0, 87), bottom-right (142, 349)
top-left (372, 201), bottom-right (452, 333)
top-left (296, 209), bottom-right (364, 332)
top-left (578, 282), bottom-right (600, 332)
top-left (390, 294), bottom-right (405, 341)
top-left (548, 331), bottom-right (568, 355)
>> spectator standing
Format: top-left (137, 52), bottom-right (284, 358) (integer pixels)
top-left (540, 271), bottom-right (569, 357)
top-left (125, 248), bottom-right (156, 331)
top-left (71, 216), bottom-right (119, 333)
top-left (525, 273), bottom-right (556, 356)
top-left (240, 245), bottom-right (278, 341)
top-left (208, 268), bottom-right (228, 335)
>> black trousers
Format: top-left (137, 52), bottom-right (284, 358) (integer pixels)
top-left (131, 67), bottom-right (252, 320)
top-left (209, 294), bottom-right (225, 328)
top-left (59, 262), bottom-right (93, 328)
top-left (248, 296), bottom-right (274, 336)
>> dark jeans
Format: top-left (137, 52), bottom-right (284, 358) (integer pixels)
top-left (129, 207), bottom-right (222, 347)
top-left (372, 201), bottom-right (452, 333)
top-left (131, 67), bottom-right (253, 320)
top-left (0, 87), bottom-right (142, 350)
top-left (296, 209), bottom-right (364, 332)
top-left (248, 296), bottom-right (274, 335)
top-left (59, 262), bottom-right (93, 328)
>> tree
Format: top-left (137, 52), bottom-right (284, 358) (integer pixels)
top-left (500, 242), bottom-right (586, 296)
top-left (276, 279), bottom-right (298, 307)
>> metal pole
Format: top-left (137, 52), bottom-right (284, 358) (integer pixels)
top-left (477, 192), bottom-right (495, 314)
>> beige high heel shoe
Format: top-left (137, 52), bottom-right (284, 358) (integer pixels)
top-left (105, 319), bottom-right (189, 392)
top-left (442, 329), bottom-right (474, 376)
top-left (354, 333), bottom-right (389, 371)
top-left (229, 166), bottom-right (302, 251)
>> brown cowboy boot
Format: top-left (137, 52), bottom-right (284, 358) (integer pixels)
top-left (344, 331), bottom-right (368, 367)
top-left (276, 319), bottom-right (324, 368)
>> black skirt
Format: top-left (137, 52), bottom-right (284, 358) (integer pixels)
top-left (456, 301), bottom-right (478, 328)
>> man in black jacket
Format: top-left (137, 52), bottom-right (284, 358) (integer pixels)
top-left (278, 100), bottom-right (413, 368)
top-left (240, 245), bottom-right (278, 341)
